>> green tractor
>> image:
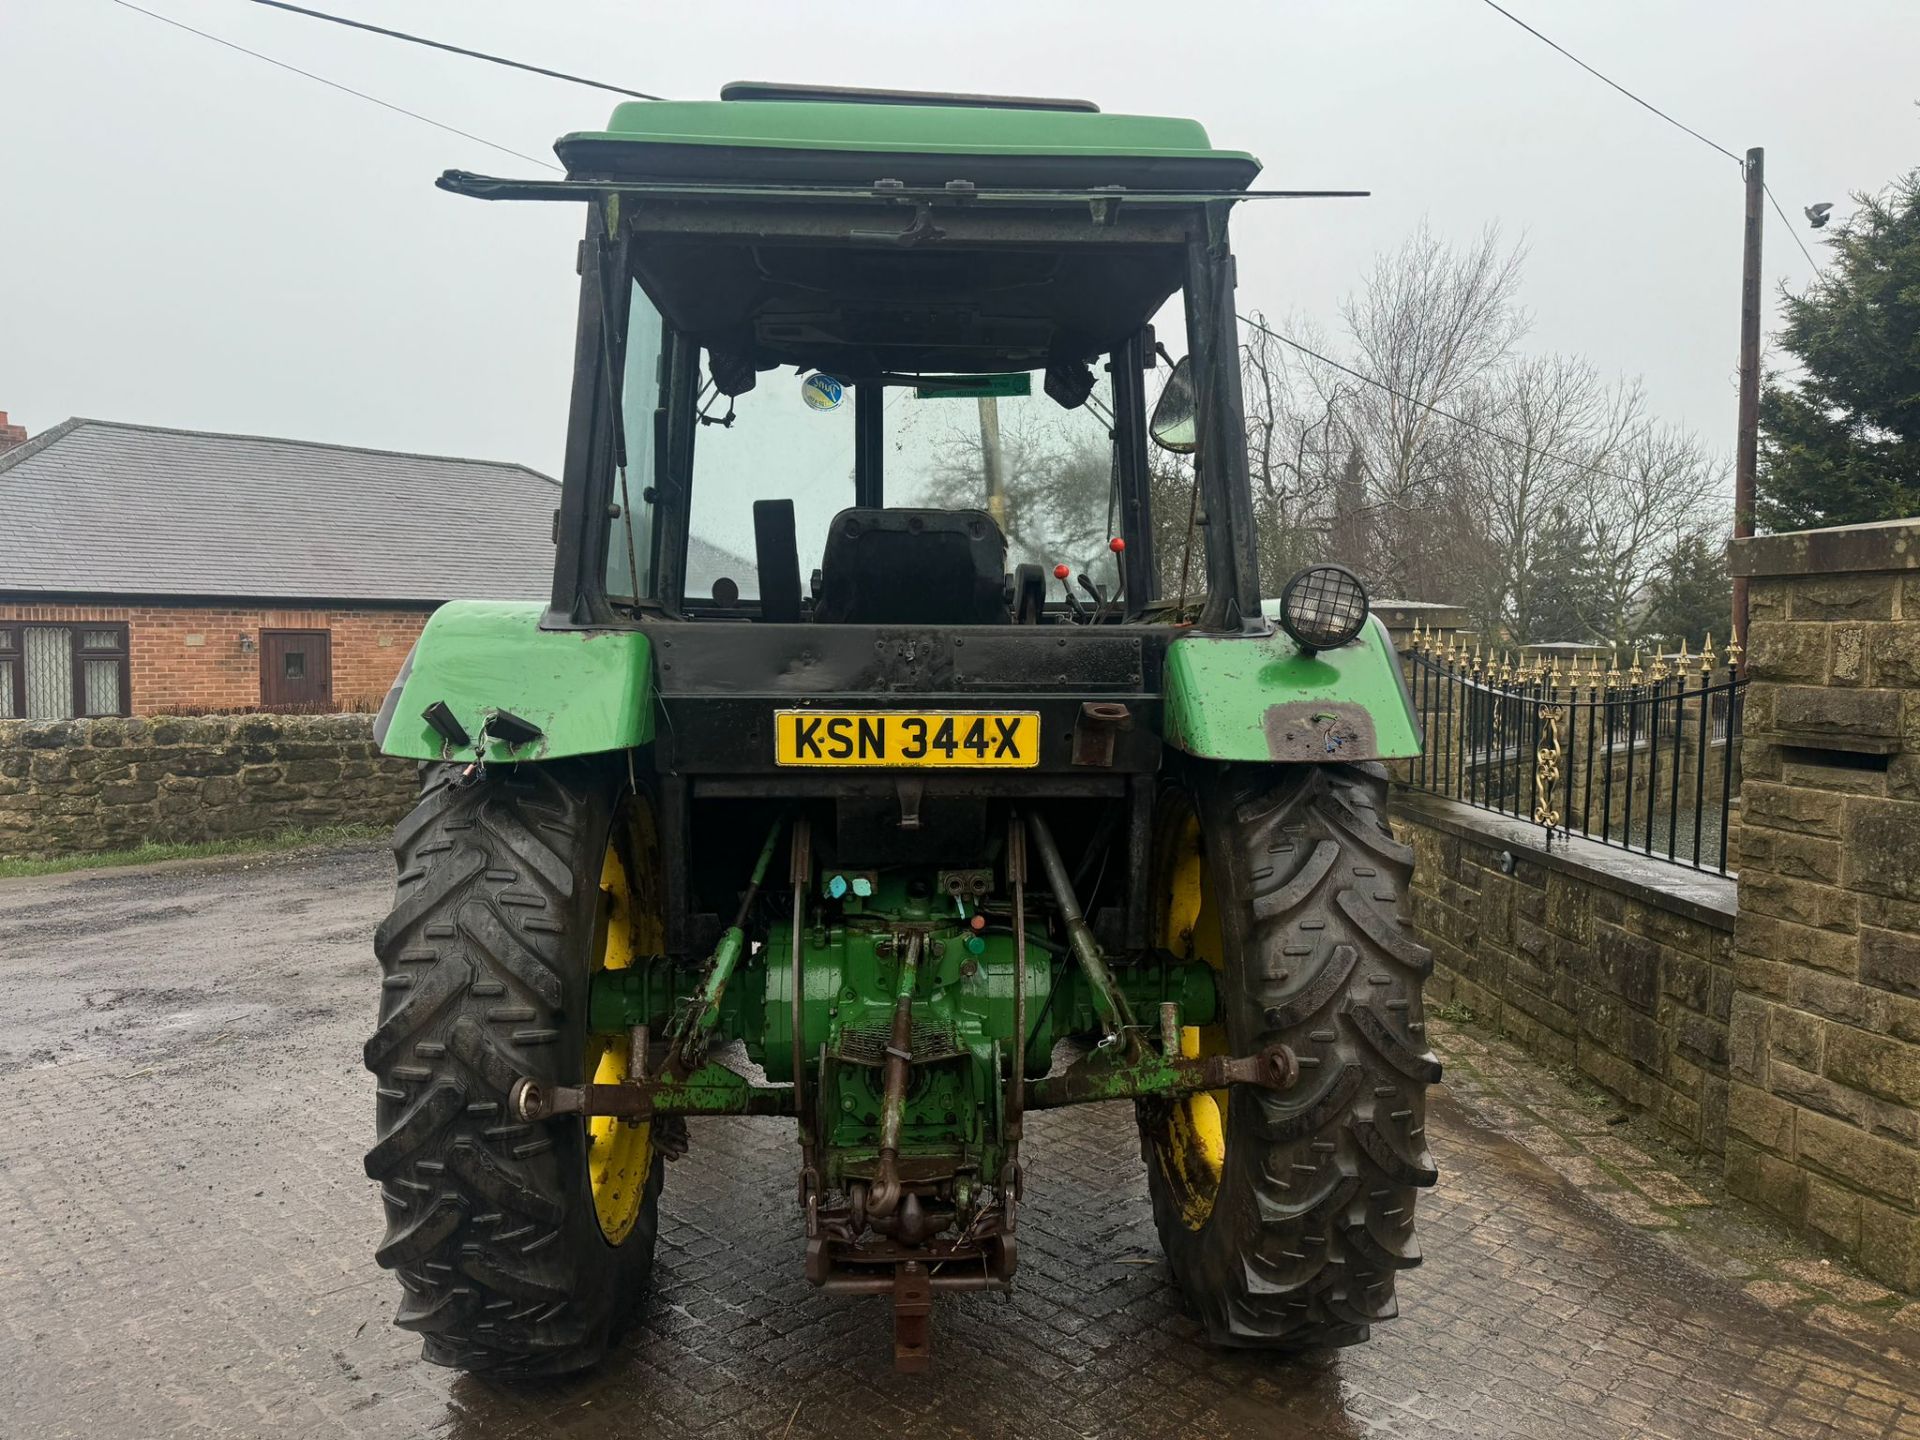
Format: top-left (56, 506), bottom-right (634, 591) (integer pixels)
top-left (365, 83), bottom-right (1435, 1375)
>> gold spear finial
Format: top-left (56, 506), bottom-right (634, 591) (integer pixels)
top-left (1629, 649), bottom-right (1644, 687)
top-left (1651, 648), bottom-right (1670, 683)
top-left (1726, 633), bottom-right (1744, 668)
top-left (1700, 631), bottom-right (1716, 672)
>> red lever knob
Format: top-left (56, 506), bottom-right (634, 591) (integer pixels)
top-left (1109, 537), bottom-right (1126, 553)
top-left (1052, 563), bottom-right (1071, 580)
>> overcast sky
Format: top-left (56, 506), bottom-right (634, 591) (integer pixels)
top-left (3, 1), bottom-right (1914, 479)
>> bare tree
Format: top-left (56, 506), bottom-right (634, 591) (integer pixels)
top-left (1260, 222), bottom-right (1722, 646)
top-left (1458, 355), bottom-right (1636, 639)
top-left (1238, 311), bottom-right (1349, 593)
top-left (915, 404), bottom-right (1116, 574)
top-left (1334, 223), bottom-right (1530, 598)
top-left (1582, 417), bottom-right (1727, 643)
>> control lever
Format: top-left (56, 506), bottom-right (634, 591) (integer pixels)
top-left (1077, 573), bottom-right (1107, 623)
top-left (1052, 563), bottom-right (1087, 620)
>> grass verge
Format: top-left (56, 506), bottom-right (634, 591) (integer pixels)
top-left (0, 824), bottom-right (387, 880)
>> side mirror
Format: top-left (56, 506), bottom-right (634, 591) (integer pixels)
top-left (1149, 356), bottom-right (1197, 454)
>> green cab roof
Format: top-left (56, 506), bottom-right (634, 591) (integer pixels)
top-left (555, 86), bottom-right (1262, 190)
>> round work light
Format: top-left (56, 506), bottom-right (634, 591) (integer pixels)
top-left (1277, 564), bottom-right (1370, 652)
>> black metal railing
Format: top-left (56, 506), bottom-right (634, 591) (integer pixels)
top-left (1402, 632), bottom-right (1747, 874)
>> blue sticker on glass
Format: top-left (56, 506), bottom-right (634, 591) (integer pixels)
top-left (801, 373), bottom-right (845, 411)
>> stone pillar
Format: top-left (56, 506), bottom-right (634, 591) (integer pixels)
top-left (1725, 518), bottom-right (1920, 1292)
top-left (1373, 601), bottom-right (1468, 656)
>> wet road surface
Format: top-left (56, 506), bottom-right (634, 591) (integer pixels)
top-left (3, 845), bottom-right (1919, 1439)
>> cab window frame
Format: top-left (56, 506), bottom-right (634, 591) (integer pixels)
top-left (565, 205), bottom-right (1203, 625)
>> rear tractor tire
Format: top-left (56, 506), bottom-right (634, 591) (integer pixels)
top-left (1138, 761), bottom-right (1437, 1349)
top-left (364, 761), bottom-right (665, 1377)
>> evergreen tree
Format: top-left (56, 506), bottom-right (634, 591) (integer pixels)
top-left (1639, 534), bottom-right (1731, 649)
top-left (1758, 170), bottom-right (1920, 530)
top-left (1522, 503), bottom-right (1606, 644)
top-left (1328, 447), bottom-right (1372, 581)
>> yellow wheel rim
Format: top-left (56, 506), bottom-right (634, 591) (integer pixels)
top-left (584, 819), bottom-right (655, 1245)
top-left (1154, 793), bottom-right (1230, 1230)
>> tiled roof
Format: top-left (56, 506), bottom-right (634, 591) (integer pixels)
top-left (0, 418), bottom-right (560, 603)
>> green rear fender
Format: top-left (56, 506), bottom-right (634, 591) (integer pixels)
top-left (1163, 616), bottom-right (1421, 763)
top-left (374, 601), bottom-right (654, 762)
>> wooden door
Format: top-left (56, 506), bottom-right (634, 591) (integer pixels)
top-left (260, 629), bottom-right (333, 709)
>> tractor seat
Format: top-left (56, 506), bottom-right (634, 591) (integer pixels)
top-left (812, 508), bottom-right (1009, 625)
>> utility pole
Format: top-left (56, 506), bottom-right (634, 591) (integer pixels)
top-left (1731, 146), bottom-right (1764, 655)
top-left (977, 396), bottom-right (1008, 535)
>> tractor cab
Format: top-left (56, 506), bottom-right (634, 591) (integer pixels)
top-left (368, 85), bottom-right (1432, 1378)
top-left (447, 82), bottom-right (1266, 635)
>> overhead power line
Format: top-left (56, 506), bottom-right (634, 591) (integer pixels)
top-left (1763, 182), bottom-right (1821, 274)
top-left (1237, 312), bottom-right (1645, 487)
top-left (246, 1), bottom-right (666, 101)
top-left (104, 0), bottom-right (559, 170)
top-left (1475, 0), bottom-right (1741, 165)
top-left (1475, 0), bottom-right (1822, 277)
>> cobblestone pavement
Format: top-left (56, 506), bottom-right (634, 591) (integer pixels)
top-left (5, 845), bottom-right (1920, 1440)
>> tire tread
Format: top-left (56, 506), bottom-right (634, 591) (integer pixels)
top-left (1141, 762), bottom-right (1434, 1350)
top-left (365, 763), bottom-right (661, 1379)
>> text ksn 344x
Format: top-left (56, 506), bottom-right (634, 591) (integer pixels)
top-left (773, 710), bottom-right (1040, 767)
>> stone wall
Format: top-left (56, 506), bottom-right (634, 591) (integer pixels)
top-left (1397, 795), bottom-right (1736, 1156)
top-left (1373, 601), bottom-right (1469, 652)
top-left (0, 713), bottom-right (417, 860)
top-left (1724, 519), bottom-right (1920, 1292)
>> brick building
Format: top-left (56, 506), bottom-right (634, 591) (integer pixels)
top-left (0, 417), bottom-right (557, 717)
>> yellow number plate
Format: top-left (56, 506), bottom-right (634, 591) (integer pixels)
top-left (774, 710), bottom-right (1040, 767)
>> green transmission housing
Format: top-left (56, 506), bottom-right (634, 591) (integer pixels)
top-left (586, 873), bottom-right (1217, 1192)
